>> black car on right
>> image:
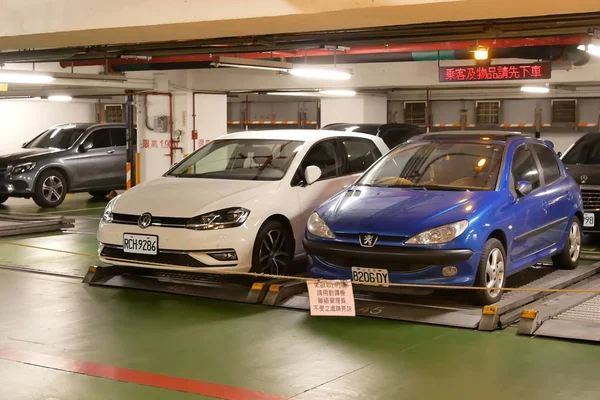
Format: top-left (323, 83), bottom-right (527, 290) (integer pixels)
top-left (321, 123), bottom-right (424, 149)
top-left (561, 132), bottom-right (600, 233)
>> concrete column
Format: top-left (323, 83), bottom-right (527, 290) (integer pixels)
top-left (320, 95), bottom-right (387, 127)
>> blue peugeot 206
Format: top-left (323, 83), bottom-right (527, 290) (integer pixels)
top-left (304, 132), bottom-right (583, 305)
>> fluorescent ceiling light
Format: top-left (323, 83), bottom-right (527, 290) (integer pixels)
top-left (215, 63), bottom-right (289, 72)
top-left (289, 67), bottom-right (352, 80)
top-left (266, 89), bottom-right (356, 97)
top-left (48, 95), bottom-right (73, 102)
top-left (521, 86), bottom-right (550, 94)
top-left (0, 71), bottom-right (55, 84)
top-left (578, 44), bottom-right (600, 56)
top-left (320, 89), bottom-right (356, 96)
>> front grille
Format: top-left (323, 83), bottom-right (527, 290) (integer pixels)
top-left (319, 255), bottom-right (430, 273)
top-left (112, 213), bottom-right (188, 228)
top-left (101, 246), bottom-right (220, 268)
top-left (581, 189), bottom-right (600, 209)
top-left (334, 233), bottom-right (410, 244)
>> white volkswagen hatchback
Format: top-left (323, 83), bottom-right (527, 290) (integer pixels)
top-left (97, 129), bottom-right (388, 275)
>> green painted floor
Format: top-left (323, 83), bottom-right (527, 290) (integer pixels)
top-left (0, 195), bottom-right (599, 399)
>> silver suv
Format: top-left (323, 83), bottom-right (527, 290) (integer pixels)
top-left (0, 123), bottom-right (128, 208)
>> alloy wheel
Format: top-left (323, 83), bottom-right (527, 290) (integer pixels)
top-left (42, 176), bottom-right (64, 203)
top-left (485, 248), bottom-right (505, 298)
top-left (258, 229), bottom-right (289, 275)
top-left (569, 222), bottom-right (581, 262)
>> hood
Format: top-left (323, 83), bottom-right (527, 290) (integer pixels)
top-left (113, 176), bottom-right (279, 217)
top-left (318, 186), bottom-right (497, 237)
top-left (0, 148), bottom-right (61, 163)
top-left (563, 163), bottom-right (600, 186)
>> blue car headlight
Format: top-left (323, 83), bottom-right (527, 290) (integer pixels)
top-left (307, 212), bottom-right (336, 239)
top-left (405, 220), bottom-right (469, 245)
top-left (11, 162), bottom-right (36, 174)
top-left (102, 195), bottom-right (120, 223)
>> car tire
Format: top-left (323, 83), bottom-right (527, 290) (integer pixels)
top-left (250, 219), bottom-right (294, 275)
top-left (470, 238), bottom-right (507, 306)
top-left (88, 190), bottom-right (111, 199)
top-left (551, 217), bottom-right (582, 270)
top-left (33, 169), bottom-right (67, 208)
top-left (0, 195), bottom-right (8, 204)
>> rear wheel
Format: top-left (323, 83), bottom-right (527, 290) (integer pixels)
top-left (470, 238), bottom-right (506, 306)
top-left (33, 170), bottom-right (67, 208)
top-left (88, 190), bottom-right (111, 199)
top-left (250, 220), bottom-right (294, 275)
top-left (552, 217), bottom-right (581, 270)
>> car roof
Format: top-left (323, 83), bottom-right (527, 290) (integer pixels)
top-left (322, 123), bottom-right (420, 135)
top-left (52, 122), bottom-right (125, 130)
top-left (410, 130), bottom-right (523, 143)
top-left (218, 129), bottom-right (382, 143)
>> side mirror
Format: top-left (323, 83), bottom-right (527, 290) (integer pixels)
top-left (79, 142), bottom-right (93, 152)
top-left (515, 180), bottom-right (533, 197)
top-left (304, 165), bottom-right (322, 185)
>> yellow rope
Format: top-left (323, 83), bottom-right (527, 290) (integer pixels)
top-left (1, 240), bottom-right (600, 294)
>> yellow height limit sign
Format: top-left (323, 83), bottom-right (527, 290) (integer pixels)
top-left (0, 83), bottom-right (7, 91)
top-left (307, 280), bottom-right (356, 317)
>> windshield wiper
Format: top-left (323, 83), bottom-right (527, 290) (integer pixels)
top-left (418, 184), bottom-right (467, 191)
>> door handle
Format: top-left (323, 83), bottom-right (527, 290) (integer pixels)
top-left (106, 149), bottom-right (115, 154)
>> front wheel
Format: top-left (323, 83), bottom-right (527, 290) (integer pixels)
top-left (250, 220), bottom-right (294, 275)
top-left (470, 238), bottom-right (507, 306)
top-left (33, 170), bottom-right (67, 208)
top-left (551, 217), bottom-right (581, 270)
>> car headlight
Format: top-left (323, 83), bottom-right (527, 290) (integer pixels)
top-left (11, 162), bottom-right (36, 174)
top-left (405, 220), bottom-right (469, 245)
top-left (185, 208), bottom-right (250, 230)
top-left (307, 212), bottom-right (336, 239)
top-left (102, 195), bottom-right (120, 223)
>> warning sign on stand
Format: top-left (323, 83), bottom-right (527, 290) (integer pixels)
top-left (307, 280), bottom-right (355, 317)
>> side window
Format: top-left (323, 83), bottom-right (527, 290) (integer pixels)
top-left (301, 139), bottom-right (340, 180)
top-left (342, 137), bottom-right (382, 174)
top-left (379, 129), bottom-right (410, 149)
top-left (110, 128), bottom-right (126, 147)
top-left (533, 144), bottom-right (561, 185)
top-left (84, 129), bottom-right (111, 149)
top-left (512, 146), bottom-right (541, 190)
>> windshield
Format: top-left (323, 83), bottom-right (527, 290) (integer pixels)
top-left (167, 139), bottom-right (304, 181)
top-left (562, 134), bottom-right (600, 164)
top-left (26, 125), bottom-right (86, 149)
top-left (357, 141), bottom-right (504, 191)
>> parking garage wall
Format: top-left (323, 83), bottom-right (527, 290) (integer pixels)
top-left (0, 99), bottom-right (96, 152)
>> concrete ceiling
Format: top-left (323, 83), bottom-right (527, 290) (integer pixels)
top-left (1, 0), bottom-right (600, 50)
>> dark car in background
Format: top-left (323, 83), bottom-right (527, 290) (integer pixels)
top-left (321, 123), bottom-right (424, 149)
top-left (0, 123), bottom-right (128, 208)
top-left (561, 132), bottom-right (600, 233)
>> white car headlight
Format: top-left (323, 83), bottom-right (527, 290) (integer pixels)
top-left (307, 212), bottom-right (336, 239)
top-left (102, 195), bottom-right (120, 223)
top-left (405, 220), bottom-right (469, 245)
top-left (11, 162), bottom-right (36, 174)
top-left (185, 208), bottom-right (250, 230)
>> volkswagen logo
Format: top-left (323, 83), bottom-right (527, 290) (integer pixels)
top-left (138, 212), bottom-right (152, 229)
top-left (359, 233), bottom-right (378, 248)
top-left (580, 175), bottom-right (588, 184)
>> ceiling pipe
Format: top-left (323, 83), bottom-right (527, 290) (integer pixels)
top-left (60, 35), bottom-right (586, 70)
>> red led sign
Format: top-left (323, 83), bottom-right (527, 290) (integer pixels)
top-left (439, 63), bottom-right (551, 82)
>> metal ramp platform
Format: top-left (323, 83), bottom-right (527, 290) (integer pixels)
top-left (0, 215), bottom-right (74, 236)
top-left (265, 263), bottom-right (600, 330)
top-left (83, 265), bottom-right (274, 304)
top-left (517, 275), bottom-right (600, 342)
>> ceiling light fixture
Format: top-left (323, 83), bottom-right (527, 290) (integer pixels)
top-left (0, 71), bottom-right (55, 84)
top-left (469, 44), bottom-right (489, 60)
top-left (266, 89), bottom-right (357, 97)
top-left (289, 67), bottom-right (352, 80)
top-left (319, 89), bottom-right (357, 96)
top-left (48, 95), bottom-right (73, 102)
top-left (578, 44), bottom-right (600, 56)
top-left (520, 86), bottom-right (550, 94)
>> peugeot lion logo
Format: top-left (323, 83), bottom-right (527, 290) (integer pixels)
top-left (580, 175), bottom-right (588, 184)
top-left (359, 234), bottom-right (378, 248)
top-left (138, 212), bottom-right (152, 229)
